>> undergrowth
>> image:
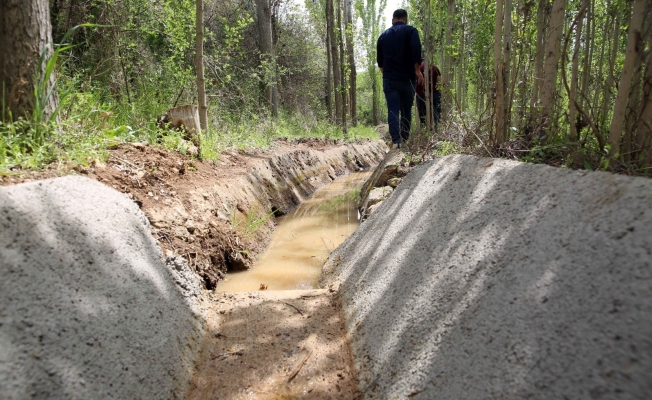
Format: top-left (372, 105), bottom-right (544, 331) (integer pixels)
top-left (0, 74), bottom-right (379, 174)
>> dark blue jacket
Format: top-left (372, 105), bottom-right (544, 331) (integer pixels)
top-left (377, 22), bottom-right (423, 81)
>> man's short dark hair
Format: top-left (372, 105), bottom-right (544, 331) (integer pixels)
top-left (393, 9), bottom-right (408, 20)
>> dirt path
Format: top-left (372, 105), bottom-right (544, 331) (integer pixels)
top-left (187, 290), bottom-right (359, 399)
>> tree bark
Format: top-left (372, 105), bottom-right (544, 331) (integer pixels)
top-left (608, 0), bottom-right (646, 157)
top-left (529, 0), bottom-right (548, 116)
top-left (601, 14), bottom-right (620, 126)
top-left (196, 0), bottom-right (208, 133)
top-left (538, 0), bottom-right (566, 140)
top-left (502, 0), bottom-right (512, 142)
top-left (326, 0), bottom-right (342, 126)
top-left (569, 0), bottom-right (586, 140)
top-left (635, 34), bottom-right (652, 169)
top-left (337, 0), bottom-right (348, 134)
top-left (1, 0), bottom-right (58, 122)
top-left (443, 0), bottom-right (455, 119)
top-left (345, 0), bottom-right (356, 126)
top-left (256, 0), bottom-right (278, 117)
top-left (326, 27), bottom-right (333, 121)
top-left (493, 0), bottom-right (505, 144)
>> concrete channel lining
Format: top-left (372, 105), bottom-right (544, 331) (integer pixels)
top-left (0, 176), bottom-right (204, 400)
top-left (322, 154), bottom-right (652, 399)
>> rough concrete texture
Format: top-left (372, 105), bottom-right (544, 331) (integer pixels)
top-left (322, 155), bottom-right (652, 399)
top-left (0, 176), bottom-right (204, 399)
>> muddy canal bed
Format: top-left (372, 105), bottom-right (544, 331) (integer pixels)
top-left (217, 171), bottom-right (370, 292)
top-left (187, 172), bottom-right (371, 399)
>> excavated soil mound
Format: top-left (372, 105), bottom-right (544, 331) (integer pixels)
top-left (323, 154), bottom-right (652, 399)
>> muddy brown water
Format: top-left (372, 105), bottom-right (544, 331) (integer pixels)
top-left (216, 171), bottom-right (371, 292)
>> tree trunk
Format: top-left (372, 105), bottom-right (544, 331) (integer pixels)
top-left (443, 0), bottom-right (455, 119)
top-left (580, 0), bottom-right (594, 111)
top-left (457, 14), bottom-right (465, 110)
top-left (502, 0), bottom-right (512, 141)
top-left (624, 56), bottom-right (644, 163)
top-left (608, 0), bottom-right (646, 157)
top-left (601, 14), bottom-right (620, 128)
top-left (529, 0), bottom-right (548, 116)
top-left (326, 0), bottom-right (342, 126)
top-left (635, 34), bottom-right (652, 169)
top-left (538, 0), bottom-right (566, 140)
top-left (569, 0), bottom-right (586, 140)
top-left (196, 0), bottom-right (208, 134)
top-left (1, 0), bottom-right (58, 122)
top-left (345, 0), bottom-right (356, 126)
top-left (256, 0), bottom-right (278, 117)
top-left (337, 0), bottom-right (348, 134)
top-left (326, 28), bottom-right (333, 121)
top-left (493, 0), bottom-right (505, 144)
top-left (593, 1), bottom-right (606, 112)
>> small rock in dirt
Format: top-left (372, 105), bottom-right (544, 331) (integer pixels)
top-left (185, 220), bottom-right (196, 234)
top-left (397, 165), bottom-right (411, 177)
top-left (367, 186), bottom-right (393, 207)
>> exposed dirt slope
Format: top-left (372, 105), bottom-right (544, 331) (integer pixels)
top-left (1, 139), bottom-right (386, 289)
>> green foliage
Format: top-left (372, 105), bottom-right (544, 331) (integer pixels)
top-left (435, 140), bottom-right (461, 156)
top-left (230, 207), bottom-right (276, 238)
top-left (319, 188), bottom-right (361, 213)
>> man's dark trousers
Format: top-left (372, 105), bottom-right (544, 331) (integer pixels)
top-left (383, 78), bottom-right (416, 144)
top-left (417, 91), bottom-right (442, 127)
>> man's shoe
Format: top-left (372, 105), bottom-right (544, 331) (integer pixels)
top-left (391, 143), bottom-right (401, 150)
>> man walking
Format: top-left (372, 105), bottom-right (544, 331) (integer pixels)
top-left (416, 61), bottom-right (442, 130)
top-left (377, 9), bottom-right (424, 149)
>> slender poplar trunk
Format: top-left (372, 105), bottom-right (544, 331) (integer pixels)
top-left (345, 0), bottom-right (356, 126)
top-left (256, 0), bottom-right (278, 117)
top-left (538, 0), bottom-right (566, 140)
top-left (502, 0), bottom-right (512, 141)
top-left (443, 0), bottom-right (455, 119)
top-left (569, 0), bottom-right (586, 140)
top-left (337, 0), bottom-right (348, 134)
top-left (326, 28), bottom-right (333, 121)
top-left (493, 0), bottom-right (505, 144)
top-left (196, 0), bottom-right (208, 133)
top-left (326, 0), bottom-right (342, 125)
top-left (529, 0), bottom-right (548, 117)
top-left (635, 34), bottom-right (652, 169)
top-left (602, 15), bottom-right (620, 128)
top-left (608, 0), bottom-right (646, 157)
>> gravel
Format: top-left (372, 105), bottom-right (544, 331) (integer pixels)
top-left (0, 176), bottom-right (204, 399)
top-left (322, 154), bottom-right (652, 399)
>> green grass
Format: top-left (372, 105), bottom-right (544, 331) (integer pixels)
top-left (318, 188), bottom-right (361, 213)
top-left (1, 80), bottom-right (380, 174)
